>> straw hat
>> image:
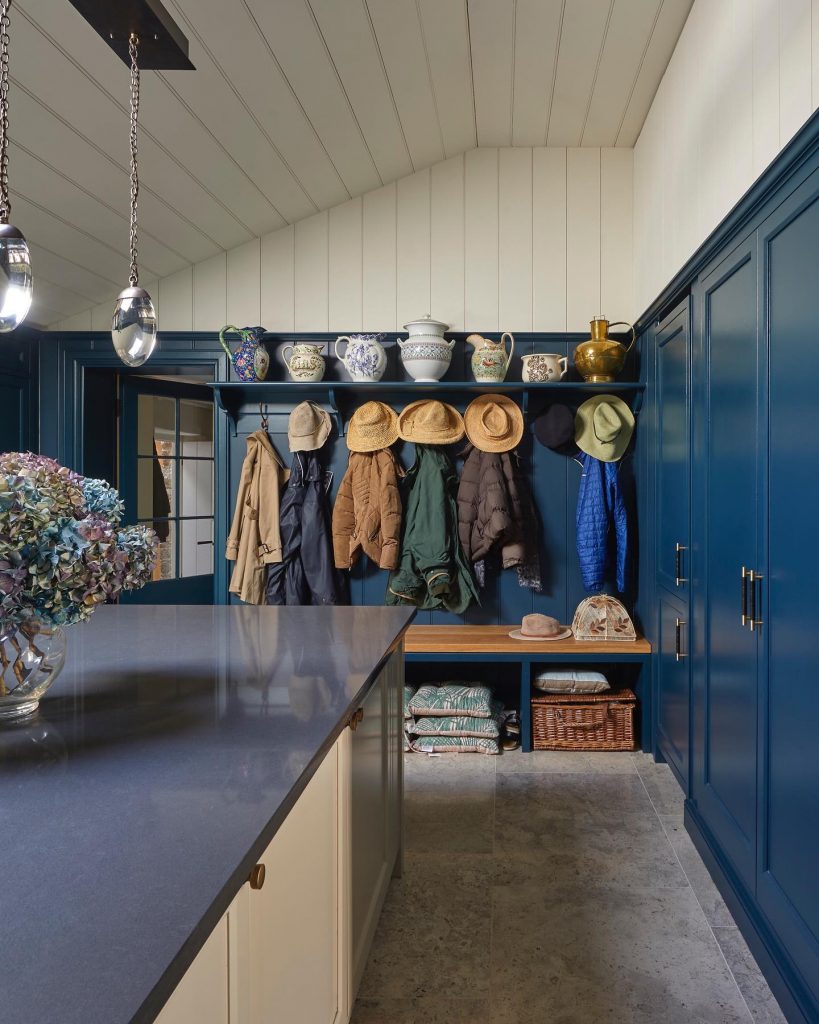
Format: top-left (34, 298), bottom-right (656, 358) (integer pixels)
top-left (509, 613), bottom-right (572, 642)
top-left (463, 394), bottom-right (523, 453)
top-left (574, 395), bottom-right (634, 463)
top-left (398, 399), bottom-right (465, 445)
top-left (288, 400), bottom-right (332, 452)
top-left (347, 401), bottom-right (399, 452)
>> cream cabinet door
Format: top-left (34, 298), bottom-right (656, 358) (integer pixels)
top-left (246, 739), bottom-right (345, 1024)
top-left (154, 913), bottom-right (231, 1024)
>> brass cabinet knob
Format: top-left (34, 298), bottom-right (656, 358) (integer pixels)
top-left (249, 863), bottom-right (266, 890)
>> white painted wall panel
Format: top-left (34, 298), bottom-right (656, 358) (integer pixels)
top-left (193, 253), bottom-right (227, 332)
top-left (226, 239), bottom-right (261, 326)
top-left (430, 155), bottom-right (465, 331)
top-left (362, 183), bottom-right (397, 330)
top-left (464, 148), bottom-right (499, 330)
top-left (159, 267), bottom-right (193, 332)
top-left (601, 149), bottom-right (634, 321)
top-left (397, 170), bottom-right (431, 325)
top-left (328, 199), bottom-right (363, 332)
top-left (634, 0), bottom-right (819, 314)
top-left (533, 148), bottom-right (567, 331)
top-left (566, 148), bottom-right (600, 330)
top-left (498, 148), bottom-right (533, 331)
top-left (294, 212), bottom-right (329, 332)
top-left (261, 226), bottom-right (295, 332)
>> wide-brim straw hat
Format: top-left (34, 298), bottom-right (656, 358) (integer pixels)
top-left (463, 394), bottom-right (523, 453)
top-left (574, 395), bottom-right (635, 462)
top-left (347, 401), bottom-right (399, 452)
top-left (398, 399), bottom-right (465, 445)
top-left (288, 400), bottom-right (332, 452)
top-left (509, 613), bottom-right (572, 641)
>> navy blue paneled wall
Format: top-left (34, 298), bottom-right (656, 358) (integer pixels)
top-left (0, 326), bottom-right (39, 453)
top-left (226, 332), bottom-right (643, 627)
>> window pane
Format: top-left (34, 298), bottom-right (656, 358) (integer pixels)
top-left (180, 519), bottom-right (213, 578)
top-left (180, 399), bottom-right (213, 454)
top-left (141, 520), bottom-right (176, 581)
top-left (179, 459), bottom-right (213, 519)
top-left (137, 395), bottom-right (176, 456)
top-left (137, 455), bottom-right (175, 521)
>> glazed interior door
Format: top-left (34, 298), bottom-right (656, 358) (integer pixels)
top-left (756, 178), bottom-right (819, 1002)
top-left (692, 241), bottom-right (759, 891)
top-left (119, 378), bottom-right (215, 604)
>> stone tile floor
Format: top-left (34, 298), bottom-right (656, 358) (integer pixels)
top-left (351, 750), bottom-right (787, 1024)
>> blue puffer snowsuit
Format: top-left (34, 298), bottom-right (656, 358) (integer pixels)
top-left (575, 452), bottom-right (628, 593)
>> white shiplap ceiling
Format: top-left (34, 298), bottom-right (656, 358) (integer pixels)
top-left (12, 0), bottom-right (692, 326)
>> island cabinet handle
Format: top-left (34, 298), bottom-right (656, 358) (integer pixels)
top-left (348, 707), bottom-right (364, 731)
top-left (249, 863), bottom-right (266, 890)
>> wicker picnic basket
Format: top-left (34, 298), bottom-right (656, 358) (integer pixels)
top-left (531, 689), bottom-right (637, 751)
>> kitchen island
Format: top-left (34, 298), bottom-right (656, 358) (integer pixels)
top-left (0, 604), bottom-right (414, 1024)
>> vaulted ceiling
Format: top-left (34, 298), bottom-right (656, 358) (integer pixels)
top-left (13, 0), bottom-right (692, 326)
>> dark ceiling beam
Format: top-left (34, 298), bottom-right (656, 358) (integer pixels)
top-left (66, 0), bottom-right (195, 70)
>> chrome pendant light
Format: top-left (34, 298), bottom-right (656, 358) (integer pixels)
top-left (0, 0), bottom-right (32, 333)
top-left (112, 33), bottom-right (156, 367)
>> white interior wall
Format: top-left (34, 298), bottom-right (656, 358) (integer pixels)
top-left (53, 147), bottom-right (634, 336)
top-left (634, 0), bottom-right (819, 313)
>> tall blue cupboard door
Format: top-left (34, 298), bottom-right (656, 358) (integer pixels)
top-left (692, 242), bottom-right (759, 891)
top-left (756, 181), bottom-right (819, 1012)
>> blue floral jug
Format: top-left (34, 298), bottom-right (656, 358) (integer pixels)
top-left (219, 325), bottom-right (270, 382)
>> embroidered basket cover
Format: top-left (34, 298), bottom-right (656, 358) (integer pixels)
top-left (571, 594), bottom-right (637, 641)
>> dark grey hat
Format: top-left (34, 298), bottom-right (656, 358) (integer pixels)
top-left (533, 404), bottom-right (576, 451)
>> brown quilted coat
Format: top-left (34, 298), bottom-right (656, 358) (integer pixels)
top-left (332, 449), bottom-right (403, 570)
top-left (457, 446), bottom-right (525, 567)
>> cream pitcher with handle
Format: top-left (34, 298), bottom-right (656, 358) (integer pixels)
top-left (467, 332), bottom-right (514, 383)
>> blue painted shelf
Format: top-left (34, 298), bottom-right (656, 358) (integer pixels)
top-left (208, 380), bottom-right (646, 434)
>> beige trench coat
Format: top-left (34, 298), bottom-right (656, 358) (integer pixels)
top-left (226, 430), bottom-right (289, 604)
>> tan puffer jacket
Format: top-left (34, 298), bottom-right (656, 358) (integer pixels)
top-left (332, 449), bottom-right (403, 571)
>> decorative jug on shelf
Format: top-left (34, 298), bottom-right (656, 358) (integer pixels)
top-left (219, 325), bottom-right (270, 382)
top-left (573, 316), bottom-right (635, 383)
top-left (398, 315), bottom-right (455, 382)
top-left (282, 342), bottom-right (325, 383)
top-left (335, 334), bottom-right (387, 382)
top-left (521, 352), bottom-right (568, 383)
top-left (467, 332), bottom-right (514, 383)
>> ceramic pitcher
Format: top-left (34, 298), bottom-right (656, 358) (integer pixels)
top-left (283, 342), bottom-right (325, 383)
top-left (219, 325), bottom-right (270, 382)
top-left (334, 334), bottom-right (387, 382)
top-left (467, 332), bottom-right (514, 383)
top-left (521, 352), bottom-right (568, 383)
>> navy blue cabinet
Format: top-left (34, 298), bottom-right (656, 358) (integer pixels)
top-left (691, 239), bottom-right (760, 894)
top-left (656, 591), bottom-right (689, 785)
top-left (754, 173), bottom-right (819, 1011)
top-left (655, 303), bottom-right (690, 599)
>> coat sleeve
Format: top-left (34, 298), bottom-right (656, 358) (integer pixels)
top-left (456, 448), bottom-right (481, 561)
top-left (576, 454), bottom-right (608, 593)
top-left (377, 452), bottom-right (402, 571)
top-left (499, 453), bottom-right (525, 569)
top-left (331, 460), bottom-right (356, 569)
top-left (225, 443), bottom-right (254, 561)
top-left (609, 462), bottom-right (629, 593)
top-left (257, 450), bottom-right (285, 565)
top-left (300, 459), bottom-right (340, 605)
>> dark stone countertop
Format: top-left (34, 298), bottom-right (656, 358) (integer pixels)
top-left (0, 604), bottom-right (415, 1024)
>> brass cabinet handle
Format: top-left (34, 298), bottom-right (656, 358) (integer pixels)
top-left (348, 707), bottom-right (364, 731)
top-left (748, 570), bottom-right (764, 631)
top-left (249, 863), bottom-right (266, 890)
top-left (675, 543), bottom-right (688, 586)
top-left (741, 566), bottom-right (748, 626)
top-left (675, 618), bottom-right (687, 661)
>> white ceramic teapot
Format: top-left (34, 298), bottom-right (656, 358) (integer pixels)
top-left (398, 315), bottom-right (454, 382)
top-left (334, 334), bottom-right (387, 382)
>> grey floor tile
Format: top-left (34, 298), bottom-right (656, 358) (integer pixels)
top-left (638, 763), bottom-right (686, 815)
top-left (497, 749), bottom-right (638, 774)
top-left (713, 927), bottom-right (788, 1024)
top-left (405, 760), bottom-right (495, 854)
top-left (351, 995), bottom-right (492, 1023)
top-left (489, 883), bottom-right (753, 1024)
top-left (661, 817), bottom-right (734, 927)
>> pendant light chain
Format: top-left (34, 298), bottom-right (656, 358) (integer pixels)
top-left (127, 33), bottom-right (140, 288)
top-left (0, 0), bottom-right (12, 224)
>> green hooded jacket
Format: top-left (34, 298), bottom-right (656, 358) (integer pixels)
top-left (386, 445), bottom-right (479, 613)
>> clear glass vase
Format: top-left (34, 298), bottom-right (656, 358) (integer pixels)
top-left (0, 619), bottom-right (67, 721)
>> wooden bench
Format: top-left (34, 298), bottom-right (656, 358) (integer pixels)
top-left (405, 625), bottom-right (651, 752)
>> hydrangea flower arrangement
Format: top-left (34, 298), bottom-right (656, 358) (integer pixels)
top-left (0, 452), bottom-right (158, 629)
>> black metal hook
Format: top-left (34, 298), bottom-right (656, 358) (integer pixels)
top-left (259, 403), bottom-right (269, 431)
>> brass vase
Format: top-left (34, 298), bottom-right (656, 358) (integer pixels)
top-left (573, 317), bottom-right (636, 383)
